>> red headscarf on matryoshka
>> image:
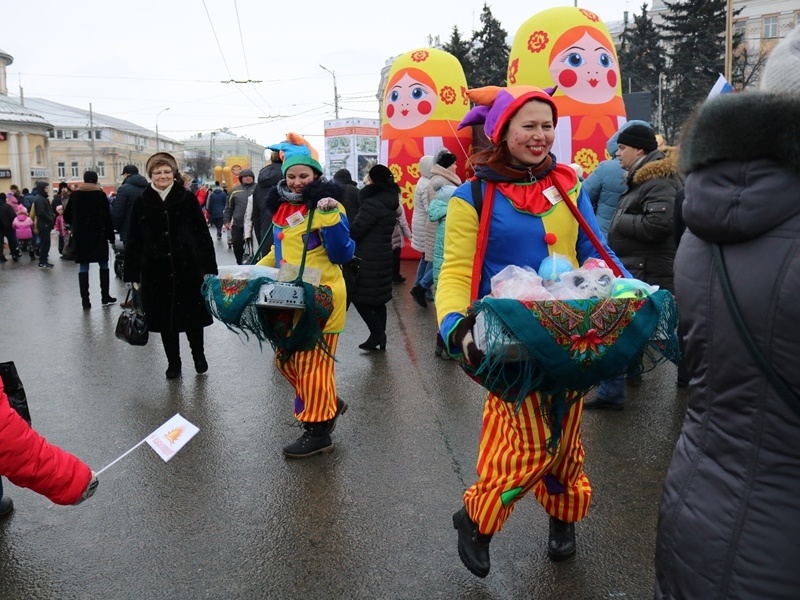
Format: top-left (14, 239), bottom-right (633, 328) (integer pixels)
top-left (507, 6), bottom-right (626, 176)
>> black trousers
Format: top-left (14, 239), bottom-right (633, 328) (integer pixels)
top-left (353, 303), bottom-right (387, 341)
top-left (231, 225), bottom-right (245, 264)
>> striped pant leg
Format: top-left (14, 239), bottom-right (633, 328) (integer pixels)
top-left (531, 397), bottom-right (592, 523)
top-left (463, 391), bottom-right (560, 535)
top-left (274, 333), bottom-right (339, 423)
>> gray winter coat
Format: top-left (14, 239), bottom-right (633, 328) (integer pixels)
top-left (606, 148), bottom-right (681, 291)
top-left (655, 92), bottom-right (800, 599)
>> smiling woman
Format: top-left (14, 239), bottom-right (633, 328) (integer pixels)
top-left (123, 152), bottom-right (219, 380)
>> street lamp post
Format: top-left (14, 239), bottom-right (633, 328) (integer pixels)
top-left (319, 65), bottom-right (339, 119)
top-left (155, 107), bottom-right (171, 151)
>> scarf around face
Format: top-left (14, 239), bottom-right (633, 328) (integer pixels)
top-left (474, 152), bottom-right (556, 183)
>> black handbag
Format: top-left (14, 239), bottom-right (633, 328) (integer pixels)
top-left (0, 361), bottom-right (32, 424)
top-left (115, 289), bottom-right (149, 346)
top-left (341, 256), bottom-right (361, 298)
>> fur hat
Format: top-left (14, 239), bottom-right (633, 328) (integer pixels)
top-left (83, 170), bottom-right (98, 184)
top-left (761, 23), bottom-right (800, 95)
top-left (434, 148), bottom-right (457, 169)
top-left (239, 168), bottom-right (255, 180)
top-left (458, 85), bottom-right (558, 146)
top-left (145, 152), bottom-right (179, 177)
top-left (368, 164), bottom-right (394, 186)
top-left (616, 124), bottom-right (658, 152)
top-left (122, 164), bottom-right (139, 175)
top-left (333, 169), bottom-right (355, 185)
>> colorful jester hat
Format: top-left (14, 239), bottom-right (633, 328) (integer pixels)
top-left (458, 85), bottom-right (559, 146)
top-left (269, 132), bottom-right (323, 176)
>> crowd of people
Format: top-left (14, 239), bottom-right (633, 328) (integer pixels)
top-left (2, 23), bottom-right (800, 595)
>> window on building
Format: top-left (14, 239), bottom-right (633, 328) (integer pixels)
top-left (71, 161), bottom-right (79, 178)
top-left (64, 130), bottom-right (73, 139)
top-left (56, 130), bottom-right (63, 139)
top-left (49, 130), bottom-right (55, 138)
top-left (35, 145), bottom-right (43, 165)
top-left (94, 130), bottom-right (102, 140)
top-left (734, 20), bottom-right (746, 41)
top-left (96, 161), bottom-right (106, 177)
top-left (57, 162), bottom-right (66, 178)
top-left (72, 130), bottom-right (79, 139)
top-left (764, 15), bottom-right (778, 39)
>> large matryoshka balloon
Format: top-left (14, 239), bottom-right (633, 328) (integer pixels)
top-left (380, 47), bottom-right (472, 255)
top-left (507, 7), bottom-right (627, 175)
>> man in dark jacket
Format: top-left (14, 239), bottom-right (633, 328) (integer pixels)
top-left (222, 168), bottom-right (256, 264)
top-left (586, 124), bottom-right (681, 410)
top-left (205, 182), bottom-right (228, 240)
top-left (112, 165), bottom-right (148, 245)
top-left (252, 151), bottom-right (282, 256)
top-left (332, 169), bottom-right (360, 222)
top-left (31, 181), bottom-right (54, 268)
top-left (0, 193), bottom-right (20, 262)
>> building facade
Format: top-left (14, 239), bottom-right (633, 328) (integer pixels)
top-left (0, 48), bottom-right (53, 190)
top-left (183, 129), bottom-right (265, 176)
top-left (23, 97), bottom-right (182, 189)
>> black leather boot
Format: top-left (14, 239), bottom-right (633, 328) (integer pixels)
top-left (187, 328), bottom-right (208, 374)
top-left (161, 331), bottom-right (181, 379)
top-left (452, 505), bottom-right (492, 578)
top-left (547, 516), bottom-right (576, 561)
top-left (282, 421), bottom-right (334, 458)
top-left (100, 268), bottom-right (116, 306)
top-left (78, 271), bottom-right (91, 309)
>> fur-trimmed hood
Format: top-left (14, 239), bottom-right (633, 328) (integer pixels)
top-left (630, 146), bottom-right (681, 186)
top-left (266, 178), bottom-right (344, 213)
top-left (681, 92), bottom-right (800, 177)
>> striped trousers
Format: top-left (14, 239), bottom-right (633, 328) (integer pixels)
top-left (463, 391), bottom-right (591, 535)
top-left (275, 333), bottom-right (339, 423)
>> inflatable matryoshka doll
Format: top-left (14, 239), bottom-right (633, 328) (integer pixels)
top-left (380, 47), bottom-right (472, 256)
top-left (507, 6), bottom-right (627, 175)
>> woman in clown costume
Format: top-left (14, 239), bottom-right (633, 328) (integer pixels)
top-left (256, 136), bottom-right (354, 458)
top-left (438, 85), bottom-right (627, 577)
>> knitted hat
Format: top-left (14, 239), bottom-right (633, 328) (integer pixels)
top-left (83, 170), bottom-right (98, 183)
top-left (368, 164), bottom-right (394, 186)
top-left (434, 148), bottom-right (457, 169)
top-left (146, 152), bottom-right (179, 177)
top-left (616, 124), bottom-right (658, 152)
top-left (458, 85), bottom-right (558, 145)
top-left (761, 23), bottom-right (800, 95)
top-left (282, 153), bottom-right (323, 177)
top-left (333, 169), bottom-right (355, 185)
top-left (122, 164), bottom-right (139, 175)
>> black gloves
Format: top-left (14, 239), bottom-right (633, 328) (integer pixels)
top-left (450, 313), bottom-right (485, 366)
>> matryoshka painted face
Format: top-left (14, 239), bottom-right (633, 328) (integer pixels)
top-left (385, 73), bottom-right (437, 130)
top-left (549, 32), bottom-right (619, 104)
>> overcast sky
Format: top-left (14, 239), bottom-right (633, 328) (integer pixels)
top-left (4, 0), bottom-right (636, 165)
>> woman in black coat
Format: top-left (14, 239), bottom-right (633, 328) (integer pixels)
top-left (349, 164), bottom-right (400, 351)
top-left (124, 152), bottom-right (218, 379)
top-left (64, 170), bottom-right (117, 309)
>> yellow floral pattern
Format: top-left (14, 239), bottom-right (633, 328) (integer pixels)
top-left (401, 182), bottom-right (415, 209)
top-left (527, 31), bottom-right (549, 53)
top-left (574, 148), bottom-right (599, 175)
top-left (390, 164), bottom-right (403, 182)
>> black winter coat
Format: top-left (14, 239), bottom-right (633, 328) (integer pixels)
top-left (252, 162), bottom-right (282, 251)
top-left (655, 92), bottom-right (800, 599)
top-left (112, 173), bottom-right (148, 243)
top-left (606, 148), bottom-right (681, 292)
top-left (124, 183), bottom-right (218, 333)
top-left (349, 181), bottom-right (399, 306)
top-left (63, 183), bottom-right (115, 264)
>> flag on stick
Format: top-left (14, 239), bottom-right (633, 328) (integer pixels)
top-left (707, 74), bottom-right (733, 100)
top-left (146, 413), bottom-right (200, 462)
top-left (95, 413), bottom-right (200, 475)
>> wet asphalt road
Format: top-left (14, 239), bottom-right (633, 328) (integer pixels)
top-left (0, 235), bottom-right (687, 599)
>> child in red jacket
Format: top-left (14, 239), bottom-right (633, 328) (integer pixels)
top-left (0, 378), bottom-right (97, 519)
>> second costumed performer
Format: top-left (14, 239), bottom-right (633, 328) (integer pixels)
top-left (256, 137), bottom-right (355, 458)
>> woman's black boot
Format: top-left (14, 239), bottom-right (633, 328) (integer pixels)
top-left (187, 328), bottom-right (208, 374)
top-left (452, 505), bottom-right (492, 578)
top-left (78, 271), bottom-right (91, 309)
top-left (161, 330), bottom-right (182, 379)
top-left (547, 516), bottom-right (576, 561)
top-left (282, 421), bottom-right (334, 458)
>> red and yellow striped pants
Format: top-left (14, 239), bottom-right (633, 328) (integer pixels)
top-left (275, 333), bottom-right (339, 423)
top-left (464, 391), bottom-right (591, 535)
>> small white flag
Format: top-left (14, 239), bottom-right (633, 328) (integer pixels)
top-left (145, 413), bottom-right (200, 462)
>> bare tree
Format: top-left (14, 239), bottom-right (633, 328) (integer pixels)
top-left (184, 151), bottom-right (214, 179)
